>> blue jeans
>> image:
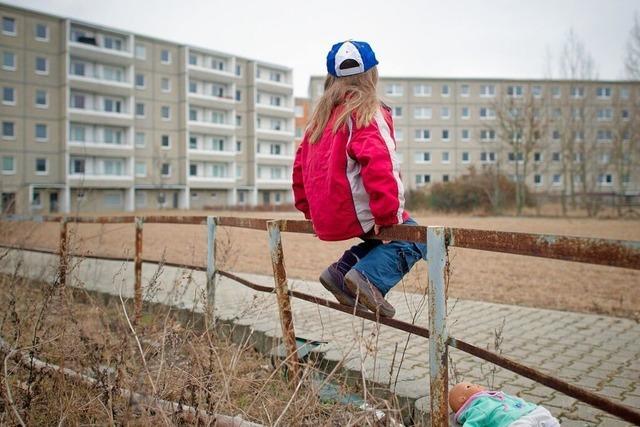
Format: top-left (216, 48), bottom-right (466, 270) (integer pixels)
top-left (346, 218), bottom-right (427, 296)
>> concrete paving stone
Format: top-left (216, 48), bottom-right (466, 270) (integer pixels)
top-left (621, 394), bottom-right (640, 408)
top-left (569, 403), bottom-right (605, 423)
top-left (597, 386), bottom-right (628, 399)
top-left (595, 416), bottom-right (632, 427)
top-left (574, 375), bottom-right (603, 390)
top-left (542, 393), bottom-right (578, 410)
top-left (557, 418), bottom-right (592, 427)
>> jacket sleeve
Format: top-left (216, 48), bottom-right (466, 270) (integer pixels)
top-left (348, 116), bottom-right (403, 226)
top-left (292, 142), bottom-right (311, 219)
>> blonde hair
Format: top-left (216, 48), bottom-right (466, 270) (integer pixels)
top-left (307, 67), bottom-right (380, 144)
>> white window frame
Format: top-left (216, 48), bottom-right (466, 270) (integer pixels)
top-left (134, 44), bottom-right (146, 60)
top-left (461, 129), bottom-right (470, 141)
top-left (35, 56), bottom-right (49, 75)
top-left (460, 84), bottom-right (470, 97)
top-left (160, 49), bottom-right (171, 64)
top-left (135, 132), bottom-right (146, 148)
top-left (135, 161), bottom-right (147, 177)
top-left (161, 105), bottom-right (171, 121)
top-left (479, 84), bottom-right (495, 97)
top-left (461, 106), bottom-right (470, 120)
top-left (441, 84), bottom-right (450, 97)
top-left (2, 16), bottom-right (16, 36)
top-left (441, 106), bottom-right (450, 119)
top-left (414, 107), bottom-right (432, 119)
top-left (1, 155), bottom-right (16, 175)
top-left (414, 151), bottom-right (431, 164)
top-left (441, 151), bottom-right (450, 164)
top-left (135, 102), bottom-right (146, 118)
top-left (414, 84), bottom-right (431, 97)
top-left (35, 123), bottom-right (48, 141)
top-left (161, 163), bottom-right (171, 177)
top-left (161, 77), bottom-right (171, 92)
top-left (461, 151), bottom-right (470, 163)
top-left (414, 128), bottom-right (431, 141)
top-left (35, 157), bottom-right (49, 175)
top-left (160, 134), bottom-right (171, 149)
top-left (2, 121), bottom-right (15, 140)
top-left (534, 174), bottom-right (543, 187)
top-left (441, 129), bottom-right (450, 141)
top-left (386, 83), bottom-right (403, 97)
top-left (35, 89), bottom-right (48, 109)
top-left (2, 51), bottom-right (16, 71)
top-left (2, 86), bottom-right (15, 105)
top-left (552, 174), bottom-right (563, 186)
top-left (135, 73), bottom-right (145, 89)
top-left (35, 23), bottom-right (49, 42)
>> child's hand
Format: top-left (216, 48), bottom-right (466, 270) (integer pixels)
top-left (374, 225), bottom-right (391, 244)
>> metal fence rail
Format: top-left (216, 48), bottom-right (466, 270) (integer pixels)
top-left (1, 214), bottom-right (639, 425)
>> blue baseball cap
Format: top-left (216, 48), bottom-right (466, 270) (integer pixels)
top-left (326, 40), bottom-right (378, 77)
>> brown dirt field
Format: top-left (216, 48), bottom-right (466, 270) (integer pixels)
top-left (1, 210), bottom-right (639, 319)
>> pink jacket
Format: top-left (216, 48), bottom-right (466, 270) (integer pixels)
top-left (292, 105), bottom-right (409, 241)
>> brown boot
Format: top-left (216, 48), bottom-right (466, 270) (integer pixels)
top-left (344, 269), bottom-right (396, 318)
top-left (319, 264), bottom-right (368, 311)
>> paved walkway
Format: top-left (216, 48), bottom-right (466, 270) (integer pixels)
top-left (2, 250), bottom-right (639, 426)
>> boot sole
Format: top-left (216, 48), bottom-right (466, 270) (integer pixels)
top-left (319, 271), bottom-right (368, 312)
top-left (344, 273), bottom-right (396, 318)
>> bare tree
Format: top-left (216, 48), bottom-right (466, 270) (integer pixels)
top-left (624, 12), bottom-right (640, 80)
top-left (556, 29), bottom-right (599, 215)
top-left (491, 88), bottom-right (548, 215)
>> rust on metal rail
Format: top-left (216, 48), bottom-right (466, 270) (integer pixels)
top-left (215, 216), bottom-right (269, 230)
top-left (58, 218), bottom-right (68, 287)
top-left (448, 337), bottom-right (640, 425)
top-left (134, 217), bottom-right (143, 324)
top-left (448, 228), bottom-right (640, 270)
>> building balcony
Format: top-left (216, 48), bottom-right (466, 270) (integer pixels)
top-left (187, 64), bottom-right (237, 83)
top-left (187, 120), bottom-right (236, 135)
top-left (68, 73), bottom-right (133, 93)
top-left (188, 93), bottom-right (236, 110)
top-left (69, 108), bottom-right (133, 127)
top-left (256, 127), bottom-right (294, 141)
top-left (68, 140), bottom-right (133, 155)
top-left (187, 176), bottom-right (236, 189)
top-left (69, 40), bottom-right (133, 66)
top-left (68, 173), bottom-right (133, 188)
top-left (255, 102), bottom-right (294, 117)
top-left (256, 78), bottom-right (294, 94)
top-left (255, 152), bottom-right (294, 163)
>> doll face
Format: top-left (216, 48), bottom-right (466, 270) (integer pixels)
top-left (449, 382), bottom-right (486, 412)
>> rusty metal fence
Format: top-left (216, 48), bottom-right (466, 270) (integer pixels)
top-left (1, 214), bottom-right (639, 426)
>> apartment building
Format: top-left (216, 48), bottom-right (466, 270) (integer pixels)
top-left (294, 97), bottom-right (310, 148)
top-left (309, 76), bottom-right (640, 196)
top-left (0, 3), bottom-right (294, 214)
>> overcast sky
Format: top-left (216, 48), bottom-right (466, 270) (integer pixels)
top-left (6, 0), bottom-right (638, 96)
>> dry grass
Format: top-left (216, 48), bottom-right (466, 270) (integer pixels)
top-left (1, 210), bottom-right (639, 320)
top-left (0, 262), bottom-right (407, 426)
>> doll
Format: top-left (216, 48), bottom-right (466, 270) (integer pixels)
top-left (449, 382), bottom-right (560, 426)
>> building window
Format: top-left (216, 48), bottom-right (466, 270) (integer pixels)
top-left (161, 77), bottom-right (171, 92)
top-left (135, 132), bottom-right (145, 148)
top-left (441, 129), bottom-right (450, 141)
top-left (441, 106), bottom-right (450, 119)
top-left (1, 156), bottom-right (15, 174)
top-left (2, 17), bottom-right (16, 36)
top-left (415, 174), bottom-right (431, 185)
top-left (461, 106), bottom-right (470, 119)
top-left (414, 84), bottom-right (431, 97)
top-left (620, 87), bottom-right (630, 99)
top-left (189, 163), bottom-right (197, 176)
top-left (507, 85), bottom-right (524, 97)
top-left (235, 64), bottom-right (242, 76)
top-left (135, 162), bottom-right (147, 177)
top-left (35, 89), bottom-right (48, 108)
top-left (479, 84), bottom-right (495, 97)
top-left (35, 158), bottom-right (48, 175)
top-left (596, 87), bottom-right (611, 98)
top-left (35, 23), bottom-right (48, 41)
top-left (386, 84), bottom-right (403, 96)
top-left (235, 115), bottom-right (242, 126)
top-left (395, 129), bottom-right (403, 141)
top-left (415, 129), bottom-right (431, 141)
top-left (533, 152), bottom-right (543, 162)
top-left (480, 129), bottom-right (495, 141)
top-left (35, 57), bottom-right (48, 75)
top-left (552, 152), bottom-right (561, 162)
top-left (570, 86), bottom-right (584, 98)
top-left (532, 85), bottom-right (542, 98)
top-left (2, 86), bottom-right (15, 105)
top-left (414, 107), bottom-right (432, 119)
top-left (2, 51), bottom-right (16, 70)
top-left (135, 44), bottom-right (146, 59)
top-left (161, 163), bottom-right (171, 177)
top-left (597, 129), bottom-right (612, 141)
top-left (479, 107), bottom-right (495, 120)
top-left (442, 174), bottom-right (450, 183)
top-left (35, 123), bottom-right (48, 141)
top-left (480, 152), bottom-right (496, 163)
top-left (236, 141), bottom-right (242, 152)
top-left (596, 108), bottom-right (612, 121)
top-left (135, 102), bottom-right (145, 117)
top-left (461, 152), bottom-right (470, 163)
top-left (460, 84), bottom-right (470, 97)
top-left (32, 191), bottom-right (42, 207)
top-left (160, 49), bottom-right (171, 64)
top-left (552, 174), bottom-right (562, 186)
top-left (135, 73), bottom-right (145, 88)
top-left (393, 106), bottom-right (403, 118)
top-left (71, 158), bottom-right (85, 174)
top-left (441, 84), bottom-right (450, 97)
top-left (161, 105), bottom-right (171, 120)
top-left (534, 174), bottom-right (543, 186)
top-left (442, 151), bottom-right (450, 163)
top-left (235, 89), bottom-right (241, 101)
top-left (161, 134), bottom-right (170, 148)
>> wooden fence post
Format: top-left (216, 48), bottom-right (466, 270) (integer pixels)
top-left (266, 220), bottom-right (300, 382)
top-left (134, 217), bottom-right (143, 324)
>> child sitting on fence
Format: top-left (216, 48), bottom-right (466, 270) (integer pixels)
top-left (292, 40), bottom-right (426, 318)
top-left (449, 382), bottom-right (560, 426)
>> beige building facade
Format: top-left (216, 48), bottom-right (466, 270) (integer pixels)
top-left (1, 3), bottom-right (294, 214)
top-left (309, 76), bottom-right (640, 197)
